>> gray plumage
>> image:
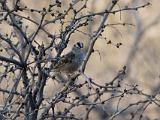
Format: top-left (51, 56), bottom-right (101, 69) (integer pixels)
top-left (53, 42), bottom-right (84, 74)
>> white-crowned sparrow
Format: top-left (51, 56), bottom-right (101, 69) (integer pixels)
top-left (52, 42), bottom-right (84, 81)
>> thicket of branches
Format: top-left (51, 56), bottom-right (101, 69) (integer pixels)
top-left (0, 0), bottom-right (158, 120)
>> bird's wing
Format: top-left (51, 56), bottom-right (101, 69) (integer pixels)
top-left (53, 52), bottom-right (75, 69)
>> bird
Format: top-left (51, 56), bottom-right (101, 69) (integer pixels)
top-left (54, 42), bottom-right (84, 73)
top-left (52, 42), bottom-right (85, 82)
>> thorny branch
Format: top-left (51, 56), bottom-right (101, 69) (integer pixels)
top-left (0, 0), bottom-right (155, 120)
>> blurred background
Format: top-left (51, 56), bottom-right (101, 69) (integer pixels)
top-left (0, 0), bottom-right (160, 119)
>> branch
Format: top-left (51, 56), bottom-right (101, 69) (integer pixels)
top-left (81, 0), bottom-right (119, 72)
top-left (0, 55), bottom-right (22, 67)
